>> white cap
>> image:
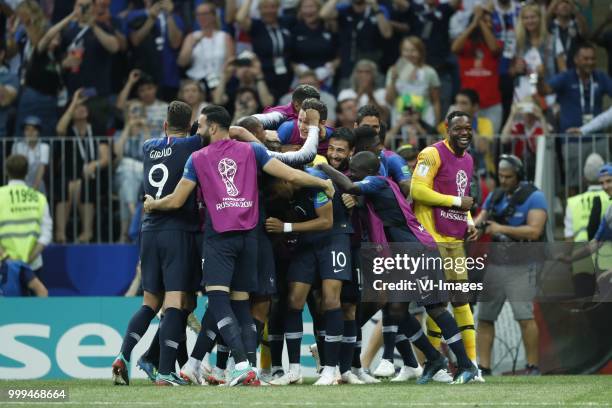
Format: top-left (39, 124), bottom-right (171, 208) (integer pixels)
top-left (584, 153), bottom-right (605, 183)
top-left (337, 89), bottom-right (358, 104)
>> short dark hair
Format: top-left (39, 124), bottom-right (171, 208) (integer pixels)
top-left (292, 84), bottom-right (320, 105)
top-left (202, 104), bottom-right (232, 130)
top-left (135, 73), bottom-right (156, 89)
top-left (329, 127), bottom-right (355, 149)
top-left (301, 98), bottom-right (327, 121)
top-left (446, 110), bottom-right (471, 126)
top-left (575, 41), bottom-right (596, 55)
top-left (6, 154), bottom-right (28, 180)
top-left (167, 101), bottom-right (193, 132)
top-left (236, 116), bottom-right (262, 136)
top-left (356, 104), bottom-right (380, 125)
top-left (353, 126), bottom-right (379, 153)
top-left (351, 151), bottom-right (380, 175)
top-left (456, 88), bottom-right (479, 106)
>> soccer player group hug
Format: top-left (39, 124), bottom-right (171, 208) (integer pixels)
top-left (111, 84), bottom-right (481, 386)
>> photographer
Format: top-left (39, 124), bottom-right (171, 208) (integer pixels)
top-left (472, 155), bottom-right (548, 376)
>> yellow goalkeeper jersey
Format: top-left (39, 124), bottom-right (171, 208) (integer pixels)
top-left (410, 139), bottom-right (472, 243)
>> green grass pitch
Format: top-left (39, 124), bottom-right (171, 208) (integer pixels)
top-left (2, 376), bottom-right (612, 407)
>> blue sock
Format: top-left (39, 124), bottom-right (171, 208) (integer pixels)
top-left (177, 310), bottom-right (189, 368)
top-left (232, 300), bottom-right (258, 366)
top-left (191, 309), bottom-right (218, 361)
top-left (399, 313), bottom-right (439, 362)
top-left (312, 312), bottom-right (326, 368)
top-left (143, 321), bottom-right (160, 367)
top-left (121, 305), bottom-right (156, 362)
top-left (158, 307), bottom-right (183, 375)
top-left (382, 306), bottom-right (398, 362)
top-left (216, 339), bottom-right (230, 369)
top-left (395, 333), bottom-right (419, 368)
top-left (284, 308), bottom-right (303, 365)
top-left (431, 309), bottom-right (472, 369)
top-left (339, 319), bottom-right (357, 374)
top-left (323, 308), bottom-right (343, 369)
top-left (352, 326), bottom-right (362, 369)
top-left (207, 291), bottom-right (247, 364)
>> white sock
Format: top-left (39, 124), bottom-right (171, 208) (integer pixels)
top-left (235, 361), bottom-right (249, 371)
top-left (289, 364), bottom-right (301, 374)
top-left (187, 357), bottom-right (201, 370)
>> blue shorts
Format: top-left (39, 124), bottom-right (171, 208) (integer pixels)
top-left (140, 230), bottom-right (202, 293)
top-left (288, 234), bottom-right (352, 285)
top-left (341, 246), bottom-right (362, 303)
top-left (254, 226), bottom-right (277, 297)
top-left (202, 229), bottom-right (258, 292)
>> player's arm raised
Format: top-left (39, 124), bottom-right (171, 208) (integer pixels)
top-left (317, 163), bottom-right (363, 195)
top-left (262, 159), bottom-right (335, 198)
top-left (144, 178), bottom-right (196, 212)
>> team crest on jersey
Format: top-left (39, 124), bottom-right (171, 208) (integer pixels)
top-left (218, 158), bottom-right (239, 197)
top-left (456, 170), bottom-right (468, 197)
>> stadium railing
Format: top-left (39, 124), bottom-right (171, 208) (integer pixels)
top-left (1, 134), bottom-right (611, 243)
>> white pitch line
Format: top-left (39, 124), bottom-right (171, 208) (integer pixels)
top-left (2, 402), bottom-right (611, 407)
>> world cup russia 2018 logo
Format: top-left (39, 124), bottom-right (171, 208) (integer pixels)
top-left (218, 158), bottom-right (239, 197)
top-left (456, 170), bottom-right (468, 197)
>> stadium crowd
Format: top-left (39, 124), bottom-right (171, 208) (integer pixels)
top-left (0, 0), bottom-right (610, 243)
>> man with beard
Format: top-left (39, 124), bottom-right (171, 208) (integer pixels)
top-left (410, 110), bottom-right (481, 382)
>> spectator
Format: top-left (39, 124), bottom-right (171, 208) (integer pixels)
top-left (385, 36), bottom-right (441, 128)
top-left (231, 87), bottom-right (262, 124)
top-left (15, 8), bottom-right (71, 137)
top-left (177, 2), bottom-right (234, 90)
top-left (0, 155), bottom-right (50, 297)
top-left (0, 42), bottom-right (18, 137)
top-left (413, 0), bottom-right (460, 114)
top-left (474, 155), bottom-right (547, 377)
top-left (592, 7), bottom-right (612, 77)
top-left (452, 6), bottom-right (503, 131)
top-left (569, 105), bottom-right (612, 136)
top-left (319, 0), bottom-right (392, 83)
top-left (10, 116), bottom-right (49, 195)
top-left (60, 0), bottom-right (119, 97)
top-left (236, 0), bottom-right (293, 100)
top-left (113, 101), bottom-right (150, 242)
top-left (438, 89), bottom-right (495, 176)
top-left (500, 99), bottom-right (546, 180)
top-left (342, 59), bottom-right (387, 121)
top-left (7, 0), bottom-right (46, 78)
top-left (54, 89), bottom-right (110, 244)
top-left (212, 52), bottom-right (274, 112)
top-left (289, 0), bottom-right (339, 89)
top-left (539, 42), bottom-right (612, 192)
top-left (490, 0), bottom-right (522, 124)
top-left (126, 0), bottom-right (184, 101)
top-left (512, 3), bottom-right (562, 102)
top-left (116, 70), bottom-right (169, 137)
top-left (384, 94), bottom-right (436, 151)
top-left (539, 42), bottom-right (612, 133)
top-left (94, 0), bottom-right (129, 94)
top-left (546, 0), bottom-right (588, 72)
top-left (335, 89), bottom-right (358, 128)
top-left (279, 69), bottom-right (337, 123)
top-left (178, 79), bottom-right (209, 125)
top-left (381, 0), bottom-right (422, 70)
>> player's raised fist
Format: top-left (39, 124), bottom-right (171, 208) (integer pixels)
top-left (305, 108), bottom-right (320, 126)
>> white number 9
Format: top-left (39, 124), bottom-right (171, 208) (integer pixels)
top-left (148, 164), bottom-right (169, 199)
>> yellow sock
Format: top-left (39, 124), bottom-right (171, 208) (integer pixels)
top-left (260, 322), bottom-right (271, 370)
top-left (426, 316), bottom-right (442, 350)
top-left (453, 304), bottom-right (476, 362)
